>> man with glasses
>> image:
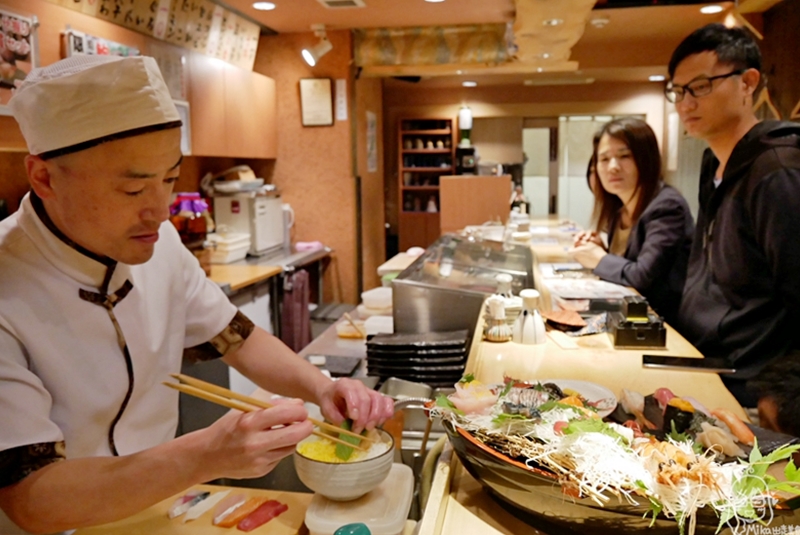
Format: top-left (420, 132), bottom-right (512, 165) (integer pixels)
top-left (668, 24), bottom-right (800, 415)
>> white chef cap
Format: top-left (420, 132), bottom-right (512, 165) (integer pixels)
top-left (8, 55), bottom-right (181, 159)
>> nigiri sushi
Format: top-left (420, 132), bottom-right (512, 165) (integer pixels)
top-left (215, 497), bottom-right (268, 528)
top-left (619, 389), bottom-right (656, 430)
top-left (237, 499), bottom-right (288, 532)
top-left (168, 490), bottom-right (209, 519)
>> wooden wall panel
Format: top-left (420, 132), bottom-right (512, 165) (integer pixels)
top-left (439, 175), bottom-right (511, 235)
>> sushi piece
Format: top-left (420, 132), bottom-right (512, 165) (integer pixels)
top-left (619, 389), bottom-right (657, 430)
top-left (663, 398), bottom-right (695, 434)
top-left (654, 387), bottom-right (676, 412)
top-left (237, 499), bottom-right (288, 532)
top-left (215, 497), bottom-right (269, 528)
top-left (711, 408), bottom-right (755, 446)
top-left (168, 490), bottom-right (210, 519)
top-left (183, 490), bottom-right (230, 523)
top-left (696, 421), bottom-right (746, 457)
top-left (212, 493), bottom-right (248, 526)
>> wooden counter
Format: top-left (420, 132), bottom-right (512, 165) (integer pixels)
top-left (209, 264), bottom-right (282, 292)
top-left (416, 218), bottom-right (767, 535)
top-left (74, 484), bottom-right (311, 535)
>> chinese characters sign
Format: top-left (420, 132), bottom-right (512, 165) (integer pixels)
top-left (45, 0), bottom-right (258, 70)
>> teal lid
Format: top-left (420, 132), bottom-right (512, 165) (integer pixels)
top-left (334, 523), bottom-right (372, 535)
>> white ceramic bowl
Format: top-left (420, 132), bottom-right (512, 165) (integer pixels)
top-left (294, 429), bottom-right (394, 501)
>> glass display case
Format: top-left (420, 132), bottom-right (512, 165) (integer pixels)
top-left (392, 234), bottom-right (534, 336)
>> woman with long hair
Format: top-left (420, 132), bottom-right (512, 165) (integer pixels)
top-left (571, 117), bottom-right (694, 323)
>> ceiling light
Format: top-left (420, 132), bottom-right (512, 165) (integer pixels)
top-left (590, 17), bottom-right (610, 29)
top-left (543, 19), bottom-right (563, 26)
top-left (425, 0), bottom-right (445, 3)
top-left (536, 67), bottom-right (544, 73)
top-left (700, 5), bottom-right (724, 14)
top-left (539, 53), bottom-right (551, 59)
top-left (302, 25), bottom-right (332, 67)
top-left (649, 75), bottom-right (666, 82)
top-left (252, 1), bottom-right (276, 10)
top-left (462, 81), bottom-right (477, 87)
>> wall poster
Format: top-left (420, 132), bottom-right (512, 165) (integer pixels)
top-left (0, 5), bottom-right (38, 113)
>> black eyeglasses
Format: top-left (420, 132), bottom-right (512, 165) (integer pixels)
top-left (664, 69), bottom-right (745, 103)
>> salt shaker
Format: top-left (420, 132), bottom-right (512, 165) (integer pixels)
top-left (512, 289), bottom-right (546, 345)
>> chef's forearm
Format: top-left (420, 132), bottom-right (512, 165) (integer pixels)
top-left (222, 326), bottom-right (332, 405)
top-left (0, 431), bottom-right (215, 533)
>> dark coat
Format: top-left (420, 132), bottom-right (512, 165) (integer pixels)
top-left (677, 121), bottom-right (800, 383)
top-left (593, 184), bottom-right (694, 325)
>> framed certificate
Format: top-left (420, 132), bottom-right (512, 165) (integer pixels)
top-left (299, 78), bottom-right (333, 127)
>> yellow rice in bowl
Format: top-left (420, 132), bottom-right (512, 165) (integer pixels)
top-left (296, 430), bottom-right (391, 464)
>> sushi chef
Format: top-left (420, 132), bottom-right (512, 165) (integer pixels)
top-left (0, 55), bottom-right (394, 534)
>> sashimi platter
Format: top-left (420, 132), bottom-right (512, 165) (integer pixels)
top-left (430, 375), bottom-right (800, 535)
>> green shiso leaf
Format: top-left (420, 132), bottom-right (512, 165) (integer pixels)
top-left (334, 419), bottom-right (364, 461)
top-left (667, 421), bottom-right (704, 454)
top-left (492, 412), bottom-right (529, 424)
top-left (563, 418), bottom-right (627, 444)
top-left (458, 373), bottom-right (475, 384)
top-left (435, 394), bottom-right (464, 416)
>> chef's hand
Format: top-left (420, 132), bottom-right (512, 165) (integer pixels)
top-left (199, 399), bottom-right (312, 480)
top-left (317, 378), bottom-right (395, 434)
top-left (573, 230), bottom-right (604, 248)
top-left (568, 242), bottom-right (607, 270)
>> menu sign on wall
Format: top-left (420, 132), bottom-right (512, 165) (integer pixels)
top-left (43, 0), bottom-right (259, 70)
top-left (0, 6), bottom-right (36, 108)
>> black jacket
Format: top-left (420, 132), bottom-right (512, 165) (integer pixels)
top-left (677, 121), bottom-right (800, 380)
top-left (593, 184), bottom-right (694, 324)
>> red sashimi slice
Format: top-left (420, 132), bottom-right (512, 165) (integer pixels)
top-left (237, 500), bottom-right (289, 532)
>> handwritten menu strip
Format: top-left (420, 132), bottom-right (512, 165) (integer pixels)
top-left (42, 0), bottom-right (259, 70)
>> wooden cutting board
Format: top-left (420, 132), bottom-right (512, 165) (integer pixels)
top-left (74, 484), bottom-right (312, 535)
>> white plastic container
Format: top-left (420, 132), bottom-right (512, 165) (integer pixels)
top-left (207, 232), bottom-right (251, 264)
top-left (304, 463), bottom-right (413, 535)
top-left (361, 287), bottom-right (392, 310)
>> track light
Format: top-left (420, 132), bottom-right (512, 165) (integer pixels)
top-left (302, 25), bottom-right (332, 67)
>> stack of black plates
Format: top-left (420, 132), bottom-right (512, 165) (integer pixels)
top-left (366, 330), bottom-right (469, 388)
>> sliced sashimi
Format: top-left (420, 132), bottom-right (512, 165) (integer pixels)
top-left (237, 499), bottom-right (288, 532)
top-left (215, 497), bottom-right (268, 528)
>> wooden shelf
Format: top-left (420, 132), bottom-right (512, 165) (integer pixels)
top-left (401, 129), bottom-right (451, 135)
top-left (398, 117), bottom-right (454, 251)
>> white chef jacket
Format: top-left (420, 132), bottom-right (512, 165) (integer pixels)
top-left (0, 193), bottom-right (237, 534)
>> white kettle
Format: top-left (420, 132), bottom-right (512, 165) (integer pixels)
top-left (512, 289), bottom-right (546, 345)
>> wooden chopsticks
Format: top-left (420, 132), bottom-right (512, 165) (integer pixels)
top-left (165, 374), bottom-right (372, 452)
top-left (343, 312), bottom-right (366, 338)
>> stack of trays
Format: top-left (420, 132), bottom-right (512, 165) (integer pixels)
top-left (366, 330), bottom-right (469, 388)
